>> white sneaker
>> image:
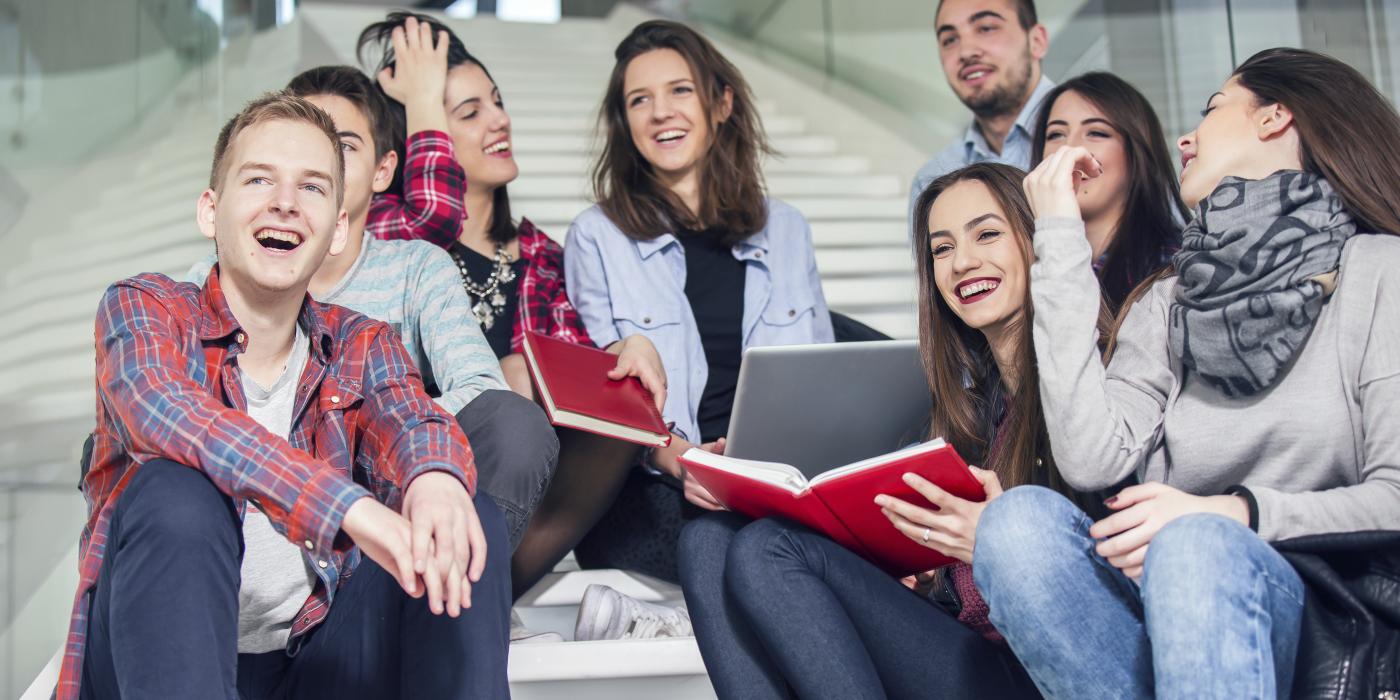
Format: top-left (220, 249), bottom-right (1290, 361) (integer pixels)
top-left (510, 609), bottom-right (564, 644)
top-left (573, 583), bottom-right (693, 641)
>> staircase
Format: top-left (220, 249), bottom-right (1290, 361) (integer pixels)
top-left (1, 4), bottom-right (924, 697)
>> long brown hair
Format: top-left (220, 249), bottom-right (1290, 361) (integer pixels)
top-left (1106, 48), bottom-right (1400, 359)
top-left (912, 163), bottom-right (1067, 494)
top-left (592, 20), bottom-right (771, 245)
top-left (1031, 72), bottom-right (1187, 314)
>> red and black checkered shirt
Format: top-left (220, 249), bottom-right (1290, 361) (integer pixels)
top-left (366, 130), bottom-right (466, 249)
top-left (58, 268), bottom-right (475, 699)
top-left (511, 219), bottom-right (593, 353)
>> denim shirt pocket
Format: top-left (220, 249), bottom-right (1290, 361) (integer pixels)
top-left (759, 283), bottom-right (818, 330)
top-left (612, 297), bottom-right (685, 335)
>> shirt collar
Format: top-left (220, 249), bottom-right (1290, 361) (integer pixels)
top-left (198, 265), bottom-right (335, 363)
top-left (961, 75), bottom-right (1056, 159)
top-left (637, 227), bottom-right (770, 260)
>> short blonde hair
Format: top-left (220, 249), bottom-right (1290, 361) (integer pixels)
top-left (208, 91), bottom-right (345, 207)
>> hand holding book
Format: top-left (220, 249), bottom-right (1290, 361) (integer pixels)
top-left (875, 466), bottom-right (1005, 565)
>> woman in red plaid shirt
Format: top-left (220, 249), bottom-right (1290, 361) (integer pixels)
top-left (359, 13), bottom-right (672, 599)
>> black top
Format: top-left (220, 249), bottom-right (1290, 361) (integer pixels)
top-left (678, 228), bottom-right (747, 443)
top-left (451, 242), bottom-right (526, 359)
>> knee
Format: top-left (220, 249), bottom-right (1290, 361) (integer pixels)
top-left (1142, 513), bottom-right (1258, 595)
top-left (678, 512), bottom-right (747, 586)
top-left (974, 486), bottom-right (1087, 590)
top-left (458, 391), bottom-right (559, 487)
top-left (723, 518), bottom-right (805, 593)
top-left (118, 460), bottom-right (237, 549)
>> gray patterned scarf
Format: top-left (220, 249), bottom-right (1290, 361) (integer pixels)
top-left (1169, 171), bottom-right (1356, 397)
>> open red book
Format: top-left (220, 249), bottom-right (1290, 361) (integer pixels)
top-left (522, 330), bottom-right (671, 447)
top-left (679, 440), bottom-right (985, 576)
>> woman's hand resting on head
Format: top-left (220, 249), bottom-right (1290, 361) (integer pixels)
top-left (1023, 145), bottom-right (1103, 222)
top-left (875, 466), bottom-right (1004, 565)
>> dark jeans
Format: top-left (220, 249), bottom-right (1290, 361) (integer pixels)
top-left (79, 459), bottom-right (511, 700)
top-left (455, 389), bottom-right (559, 551)
top-left (678, 512), bottom-right (1040, 700)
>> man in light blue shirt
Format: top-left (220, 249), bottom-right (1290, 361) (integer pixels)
top-left (909, 0), bottom-right (1054, 222)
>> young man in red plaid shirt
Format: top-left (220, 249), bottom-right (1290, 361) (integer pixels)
top-left (64, 93), bottom-right (509, 700)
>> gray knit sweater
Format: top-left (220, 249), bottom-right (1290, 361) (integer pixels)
top-left (1030, 217), bottom-right (1400, 541)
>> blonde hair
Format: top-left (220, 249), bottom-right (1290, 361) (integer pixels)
top-left (208, 91), bottom-right (345, 207)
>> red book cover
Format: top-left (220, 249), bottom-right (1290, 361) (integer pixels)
top-left (522, 330), bottom-right (671, 447)
top-left (680, 441), bottom-right (985, 576)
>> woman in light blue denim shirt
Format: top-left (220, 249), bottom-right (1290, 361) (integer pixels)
top-left (561, 20), bottom-right (833, 584)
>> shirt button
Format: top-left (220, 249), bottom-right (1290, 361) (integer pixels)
top-left (318, 559), bottom-right (329, 568)
top-left (788, 309), bottom-right (796, 317)
top-left (304, 540), bottom-right (314, 550)
top-left (642, 317), bottom-right (651, 324)
top-left (330, 396), bottom-right (340, 404)
top-left (235, 332), bottom-right (246, 344)
top-left (755, 252), bottom-right (763, 259)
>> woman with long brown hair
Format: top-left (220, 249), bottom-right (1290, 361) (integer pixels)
top-left (562, 20), bottom-right (833, 585)
top-left (1030, 71), bottom-right (1185, 315)
top-left (676, 163), bottom-right (1085, 699)
top-left (975, 48), bottom-right (1400, 698)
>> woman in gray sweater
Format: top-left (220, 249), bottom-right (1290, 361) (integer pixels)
top-left (972, 48), bottom-right (1400, 700)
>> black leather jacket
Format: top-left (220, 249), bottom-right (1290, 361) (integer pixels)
top-left (1276, 530), bottom-right (1400, 699)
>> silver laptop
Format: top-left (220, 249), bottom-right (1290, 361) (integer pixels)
top-left (725, 340), bottom-right (932, 478)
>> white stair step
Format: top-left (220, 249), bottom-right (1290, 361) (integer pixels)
top-left (833, 308), bottom-right (918, 339)
top-left (821, 276), bottom-right (917, 308)
top-left (513, 152), bottom-right (870, 176)
top-left (814, 247), bottom-right (914, 275)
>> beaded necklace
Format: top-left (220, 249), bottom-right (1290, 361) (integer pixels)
top-left (447, 243), bottom-right (517, 330)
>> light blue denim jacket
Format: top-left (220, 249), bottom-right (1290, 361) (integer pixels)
top-left (564, 199), bottom-right (835, 443)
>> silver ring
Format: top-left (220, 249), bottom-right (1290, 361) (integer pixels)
top-left (921, 527), bottom-right (931, 543)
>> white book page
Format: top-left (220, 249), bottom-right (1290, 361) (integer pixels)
top-left (680, 448), bottom-right (808, 492)
top-left (808, 439), bottom-right (947, 487)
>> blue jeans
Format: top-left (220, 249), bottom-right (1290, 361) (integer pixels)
top-left (79, 459), bottom-right (511, 700)
top-left (679, 512), bottom-right (1040, 699)
top-left (974, 485), bottom-right (1305, 700)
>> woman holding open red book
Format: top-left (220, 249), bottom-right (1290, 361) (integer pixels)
top-left (678, 163), bottom-right (1088, 699)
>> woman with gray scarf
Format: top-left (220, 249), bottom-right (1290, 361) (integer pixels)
top-left (970, 48), bottom-right (1400, 699)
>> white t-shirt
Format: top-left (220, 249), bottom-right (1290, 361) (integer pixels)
top-left (237, 323), bottom-right (317, 654)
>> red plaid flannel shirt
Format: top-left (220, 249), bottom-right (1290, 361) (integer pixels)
top-left (58, 268), bottom-right (475, 699)
top-left (511, 218), bottom-right (593, 353)
top-left (366, 130), bottom-right (466, 248)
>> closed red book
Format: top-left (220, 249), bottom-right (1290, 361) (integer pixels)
top-left (680, 440), bottom-right (985, 576)
top-left (522, 330), bottom-right (671, 447)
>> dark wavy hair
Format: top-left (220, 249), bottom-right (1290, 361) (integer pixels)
top-left (357, 11), bottom-right (517, 244)
top-left (592, 20), bottom-right (771, 245)
top-left (1031, 72), bottom-right (1186, 315)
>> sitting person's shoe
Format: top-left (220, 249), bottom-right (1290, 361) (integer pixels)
top-left (573, 584), bottom-right (693, 641)
top-left (511, 609), bottom-right (564, 644)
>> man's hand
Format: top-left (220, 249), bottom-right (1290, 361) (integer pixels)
top-left (606, 334), bottom-right (667, 412)
top-left (376, 15), bottom-right (449, 136)
top-left (341, 497), bottom-right (419, 597)
top-left (401, 471), bottom-right (488, 617)
top-left (1091, 482), bottom-right (1250, 580)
